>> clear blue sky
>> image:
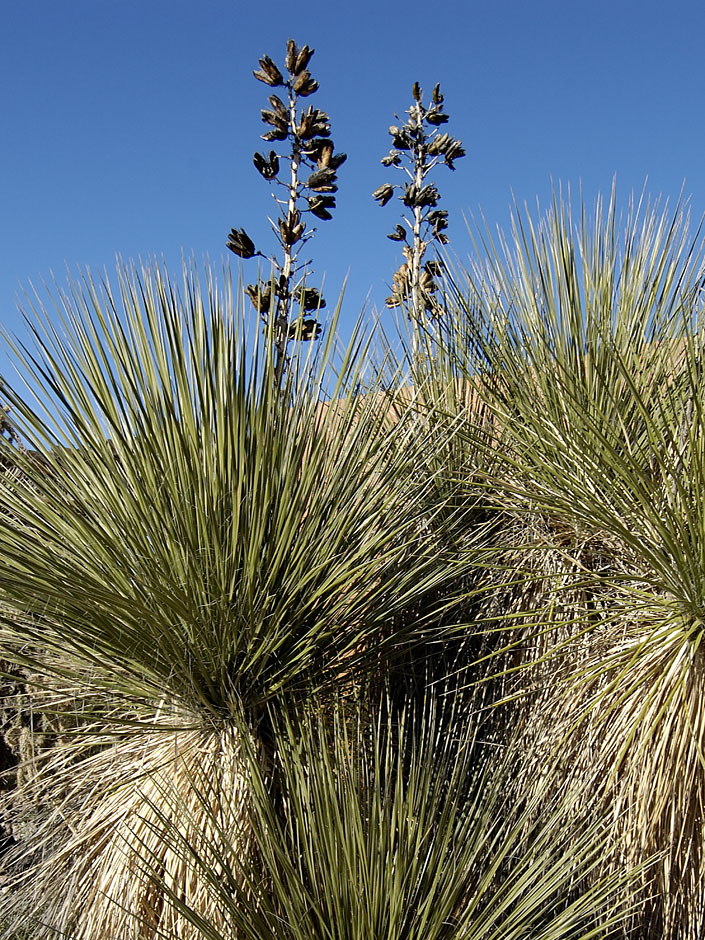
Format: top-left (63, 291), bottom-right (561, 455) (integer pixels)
top-left (2, 0), bottom-right (705, 376)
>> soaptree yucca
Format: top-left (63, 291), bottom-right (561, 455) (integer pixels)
top-left (0, 260), bottom-right (472, 938)
top-left (128, 695), bottom-right (639, 940)
top-left (447, 185), bottom-right (705, 938)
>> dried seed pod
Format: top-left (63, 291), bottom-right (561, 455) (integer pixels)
top-left (307, 168), bottom-right (337, 190)
top-left (294, 44), bottom-right (315, 74)
top-left (402, 183), bottom-right (418, 208)
top-left (432, 83), bottom-right (443, 104)
top-left (373, 183), bottom-right (395, 206)
top-left (226, 228), bottom-right (257, 259)
top-left (428, 209), bottom-right (449, 230)
top-left (293, 71), bottom-right (319, 96)
top-left (381, 151), bottom-right (402, 167)
top-left (253, 55), bottom-right (284, 86)
top-left (424, 260), bottom-right (443, 276)
top-left (268, 95), bottom-right (288, 118)
top-left (297, 112), bottom-right (314, 138)
top-left (285, 39), bottom-right (298, 73)
top-left (297, 287), bottom-right (326, 311)
top-left (387, 224), bottom-right (407, 242)
top-left (414, 184), bottom-right (440, 208)
top-left (328, 151), bottom-right (347, 170)
top-left (261, 127), bottom-right (288, 142)
top-left (260, 109), bottom-right (287, 129)
top-left (288, 317), bottom-right (322, 340)
top-left (246, 283), bottom-right (272, 313)
top-left (427, 133), bottom-right (451, 156)
top-left (425, 109), bottom-right (449, 126)
top-left (412, 82), bottom-right (422, 102)
top-left (391, 129), bottom-right (411, 150)
top-left (253, 151), bottom-right (279, 180)
top-left (316, 141), bottom-right (334, 168)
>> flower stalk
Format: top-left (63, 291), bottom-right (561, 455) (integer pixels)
top-left (227, 40), bottom-right (346, 385)
top-left (374, 82), bottom-right (465, 360)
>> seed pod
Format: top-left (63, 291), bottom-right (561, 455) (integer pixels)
top-left (260, 109), bottom-right (287, 130)
top-left (432, 83), bottom-right (443, 104)
top-left (279, 213), bottom-right (306, 245)
top-left (428, 209), bottom-right (449, 230)
top-left (381, 151), bottom-right (402, 167)
top-left (385, 295), bottom-right (400, 308)
top-left (246, 283), bottom-right (272, 313)
top-left (424, 260), bottom-right (443, 276)
top-left (387, 224), bottom-right (407, 242)
top-left (328, 152), bottom-right (347, 170)
top-left (297, 287), bottom-right (326, 311)
top-left (425, 110), bottom-right (449, 126)
top-left (373, 183), bottom-right (395, 206)
top-left (293, 71), bottom-right (319, 96)
top-left (261, 127), bottom-right (288, 142)
top-left (297, 112), bottom-right (314, 138)
top-left (316, 141), bottom-right (334, 168)
top-left (412, 81), bottom-right (422, 102)
top-left (253, 55), bottom-right (284, 86)
top-left (307, 167), bottom-right (337, 190)
top-left (391, 129), bottom-right (411, 150)
top-left (415, 184), bottom-right (440, 208)
top-left (402, 183), bottom-right (418, 208)
top-left (288, 317), bottom-right (322, 340)
top-left (253, 152), bottom-right (278, 181)
top-left (427, 133), bottom-right (451, 156)
top-left (294, 44), bottom-right (315, 74)
top-left (285, 39), bottom-right (298, 73)
top-left (226, 228), bottom-right (257, 259)
top-left (308, 195), bottom-right (336, 220)
top-left (268, 95), bottom-right (288, 118)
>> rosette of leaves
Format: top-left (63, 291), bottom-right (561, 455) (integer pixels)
top-left (227, 39), bottom-right (347, 384)
top-left (374, 82), bottom-right (465, 355)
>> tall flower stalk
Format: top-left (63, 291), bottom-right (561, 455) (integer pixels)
top-left (374, 82), bottom-right (465, 360)
top-left (227, 40), bottom-right (346, 384)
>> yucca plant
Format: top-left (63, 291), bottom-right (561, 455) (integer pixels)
top-left (128, 694), bottom-right (642, 940)
top-left (444, 186), bottom-right (705, 939)
top-left (0, 260), bottom-right (472, 938)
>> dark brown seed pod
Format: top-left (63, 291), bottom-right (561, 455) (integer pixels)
top-left (288, 317), bottom-right (322, 340)
top-left (254, 55), bottom-right (284, 86)
top-left (432, 83), bottom-right (443, 104)
top-left (308, 197), bottom-right (335, 220)
top-left (402, 183), bottom-right (418, 208)
top-left (315, 141), bottom-right (334, 168)
top-left (424, 260), bottom-right (443, 276)
top-left (293, 71), bottom-right (319, 96)
top-left (412, 82), bottom-right (422, 102)
top-left (260, 109), bottom-right (287, 129)
top-left (253, 152), bottom-right (278, 180)
top-left (425, 110), bottom-right (449, 126)
top-left (391, 129), bottom-right (411, 150)
top-left (261, 127), bottom-right (288, 142)
top-left (328, 152), bottom-right (347, 170)
top-left (226, 228), bottom-right (257, 259)
top-left (246, 283), bottom-right (272, 313)
top-left (297, 287), bottom-right (327, 311)
top-left (307, 168), bottom-right (337, 190)
top-left (387, 224), bottom-right (407, 242)
top-left (285, 39), bottom-right (298, 73)
top-left (373, 183), bottom-right (395, 206)
top-left (415, 184), bottom-right (440, 208)
top-left (294, 44), bottom-right (315, 74)
top-left (268, 95), bottom-right (288, 119)
top-left (297, 113), bottom-right (314, 138)
top-left (428, 209), bottom-right (448, 229)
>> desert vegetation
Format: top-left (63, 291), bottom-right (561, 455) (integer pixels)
top-left (0, 38), bottom-right (704, 940)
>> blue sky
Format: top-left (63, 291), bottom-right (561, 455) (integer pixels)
top-left (2, 0), bottom-right (705, 377)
